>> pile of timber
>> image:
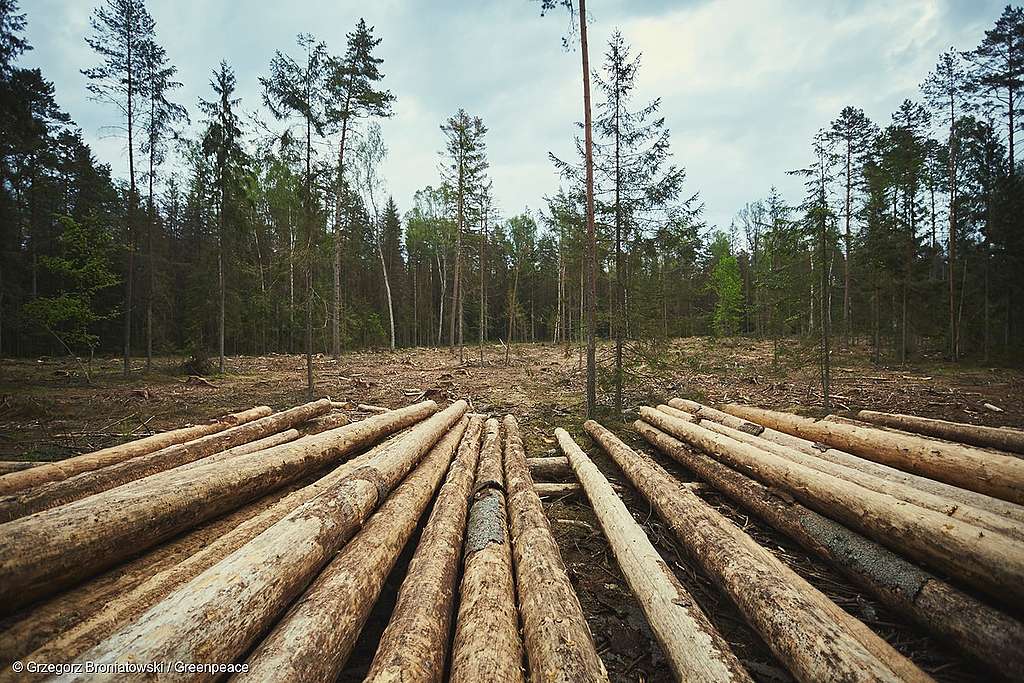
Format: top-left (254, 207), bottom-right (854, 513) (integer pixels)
top-left (566, 398), bottom-right (1024, 682)
top-left (0, 399), bottom-right (606, 682)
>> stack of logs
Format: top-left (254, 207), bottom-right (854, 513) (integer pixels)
top-left (555, 400), bottom-right (1024, 682)
top-left (0, 400), bottom-right (609, 682)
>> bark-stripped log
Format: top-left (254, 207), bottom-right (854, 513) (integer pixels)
top-left (657, 405), bottom-right (1024, 543)
top-left (451, 418), bottom-right (525, 683)
top-left (365, 418), bottom-right (485, 683)
top-left (301, 412), bottom-right (351, 435)
top-left (503, 415), bottom-right (608, 683)
top-left (69, 401), bottom-right (468, 682)
top-left (8, 435), bottom-right (407, 672)
top-left (235, 417), bottom-right (473, 683)
top-left (0, 406), bottom-right (272, 494)
top-left (557, 428), bottom-right (751, 683)
top-left (641, 407), bottom-right (1024, 609)
top-left (670, 398), bottom-right (1024, 524)
top-left (533, 482), bottom-right (581, 497)
top-left (635, 420), bottom-right (1024, 680)
top-left (527, 456), bottom-right (572, 479)
top-left (584, 420), bottom-right (931, 683)
top-left (0, 401), bottom-right (438, 614)
top-left (720, 403), bottom-right (1024, 504)
top-left (0, 401), bottom-right (330, 522)
top-left (857, 410), bottom-right (1024, 455)
top-left (0, 462), bottom-right (39, 475)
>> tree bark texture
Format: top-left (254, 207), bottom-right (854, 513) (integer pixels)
top-left (857, 409), bottom-right (1024, 454)
top-left (527, 456), bottom-right (572, 479)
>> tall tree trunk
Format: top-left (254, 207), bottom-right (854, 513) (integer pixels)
top-left (479, 212), bottom-right (486, 363)
top-left (948, 93), bottom-right (958, 362)
top-left (305, 115), bottom-right (314, 398)
top-left (843, 140), bottom-right (851, 345)
top-left (819, 197), bottom-right (831, 411)
top-left (613, 68), bottom-right (623, 414)
top-left (379, 241), bottom-right (396, 350)
top-left (437, 254), bottom-right (446, 346)
top-left (122, 12), bottom-right (136, 378)
top-left (579, 0), bottom-right (597, 416)
top-left (332, 112), bottom-right (351, 358)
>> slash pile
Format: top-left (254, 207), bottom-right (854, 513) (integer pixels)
top-left (0, 399), bottom-right (606, 682)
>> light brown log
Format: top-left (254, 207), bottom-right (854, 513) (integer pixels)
top-left (584, 420), bottom-right (931, 683)
top-left (533, 482), bottom-right (581, 497)
top-left (0, 406), bottom-right (272, 494)
top-left (635, 419), bottom-right (1024, 680)
top-left (503, 415), bottom-right (608, 682)
top-left (451, 418), bottom-right (524, 683)
top-left (721, 403), bottom-right (1024, 504)
top-left (658, 405), bottom-right (1024, 543)
top-left (0, 462), bottom-right (39, 475)
top-left (641, 407), bottom-right (1024, 608)
top-left (857, 409), bottom-right (1024, 454)
top-left (301, 412), bottom-right (351, 434)
top-left (0, 401), bottom-right (330, 522)
top-left (365, 418), bottom-right (486, 683)
top-left (359, 403), bottom-right (390, 413)
top-left (671, 398), bottom-right (1024, 524)
top-left (8, 434), bottom-right (408, 672)
top-left (70, 401), bottom-right (468, 682)
top-left (0, 401), bottom-right (438, 614)
top-left (527, 456), bottom-right (572, 479)
top-left (235, 417), bottom-right (473, 683)
top-left (556, 428), bottom-right (751, 683)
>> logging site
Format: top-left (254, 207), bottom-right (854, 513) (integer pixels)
top-left (3, 0), bottom-right (1024, 682)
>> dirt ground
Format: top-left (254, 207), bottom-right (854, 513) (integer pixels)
top-left (2, 337), bottom-right (1021, 681)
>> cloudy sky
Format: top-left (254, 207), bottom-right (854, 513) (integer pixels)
top-left (20, 0), bottom-right (1007, 232)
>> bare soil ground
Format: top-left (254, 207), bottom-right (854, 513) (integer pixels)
top-left (2, 337), bottom-right (1021, 682)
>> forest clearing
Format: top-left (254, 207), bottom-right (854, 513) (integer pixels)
top-left (3, 0), bottom-right (1024, 681)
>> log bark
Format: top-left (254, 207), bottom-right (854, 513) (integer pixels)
top-left (70, 401), bottom-right (468, 682)
top-left (300, 412), bottom-right (351, 435)
top-left (0, 401), bottom-right (438, 614)
top-left (641, 407), bottom-right (1024, 609)
top-left (0, 462), bottom-right (39, 475)
top-left (533, 482), bottom-right (581, 497)
top-left (636, 419), bottom-right (1024, 680)
top-left (365, 417), bottom-right (485, 683)
top-left (857, 409), bottom-right (1024, 454)
top-left (0, 406), bottom-right (272, 494)
top-left (658, 405), bottom-right (1024, 543)
top-left (236, 417), bottom-right (472, 682)
top-left (9, 434), bottom-right (407, 671)
top-left (556, 428), bottom-right (751, 683)
top-left (451, 418), bottom-right (525, 683)
top-left (502, 415), bottom-right (608, 683)
top-left (0, 401), bottom-right (330, 522)
top-left (721, 403), bottom-right (1024, 504)
top-left (670, 398), bottom-right (1024, 524)
top-left (584, 420), bottom-right (931, 683)
top-left (527, 456), bottom-right (571, 479)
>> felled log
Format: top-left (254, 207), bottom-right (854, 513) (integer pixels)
top-left (300, 412), bottom-right (351, 435)
top-left (358, 403), bottom-right (390, 413)
top-left (0, 405), bottom-right (272, 494)
top-left (365, 418), bottom-right (486, 683)
top-left (858, 409), bottom-right (1024, 454)
top-left (721, 403), bottom-right (1024, 504)
top-left (0, 401), bottom-right (438, 614)
top-left (557, 428), bottom-right (750, 683)
top-left (0, 400), bottom-right (331, 522)
top-left (635, 419), bottom-right (1024, 680)
top-left (0, 462), bottom-right (39, 475)
top-left (670, 398), bottom-right (1024, 524)
top-left (451, 418), bottom-right (524, 683)
top-left (641, 407), bottom-right (1024, 609)
top-left (584, 420), bottom-right (930, 683)
top-left (533, 482), bottom-right (580, 497)
top-left (72, 402), bottom-right (468, 681)
top-left (502, 415), bottom-right (608, 682)
top-left (657, 405), bottom-right (1024, 543)
top-left (12, 434), bottom-right (407, 668)
top-left (236, 417), bottom-right (472, 682)
top-left (527, 456), bottom-right (571, 479)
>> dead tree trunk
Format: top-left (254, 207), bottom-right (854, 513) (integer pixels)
top-left (557, 428), bottom-right (751, 683)
top-left (857, 410), bottom-right (1024, 455)
top-left (502, 415), bottom-right (608, 682)
top-left (72, 402), bottom-right (468, 681)
top-left (0, 406), bottom-right (272, 493)
top-left (450, 418), bottom-right (524, 683)
top-left (635, 419), bottom-right (1024, 681)
top-left (583, 420), bottom-right (930, 683)
top-left (641, 407), bottom-right (1024, 609)
top-left (365, 417), bottom-right (485, 683)
top-left (721, 403), bottom-right (1024, 504)
top-left (236, 417), bottom-right (471, 682)
top-left (0, 401), bottom-right (332, 521)
top-left (0, 401), bottom-right (439, 614)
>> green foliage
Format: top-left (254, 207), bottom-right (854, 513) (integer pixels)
top-left (709, 232), bottom-right (743, 337)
